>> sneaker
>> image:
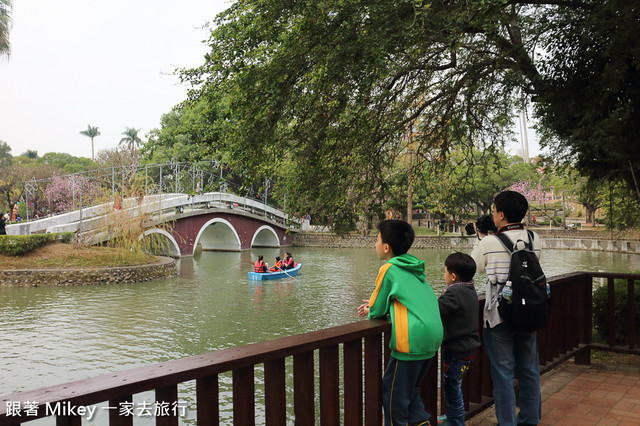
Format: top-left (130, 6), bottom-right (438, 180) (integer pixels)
top-left (437, 414), bottom-right (450, 425)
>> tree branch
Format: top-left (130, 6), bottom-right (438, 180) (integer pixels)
top-left (506, 0), bottom-right (595, 9)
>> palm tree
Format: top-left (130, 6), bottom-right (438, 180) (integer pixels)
top-left (1, 0), bottom-right (12, 58)
top-left (80, 125), bottom-right (100, 161)
top-left (119, 127), bottom-right (142, 150)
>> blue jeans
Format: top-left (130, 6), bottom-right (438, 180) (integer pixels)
top-left (483, 323), bottom-right (541, 425)
top-left (442, 355), bottom-right (474, 426)
top-left (381, 356), bottom-right (433, 426)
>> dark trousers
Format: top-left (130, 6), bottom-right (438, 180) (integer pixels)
top-left (381, 356), bottom-right (434, 426)
top-left (442, 355), bottom-right (475, 426)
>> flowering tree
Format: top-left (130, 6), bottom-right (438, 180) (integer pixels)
top-left (44, 175), bottom-right (105, 213)
top-left (509, 180), bottom-right (549, 205)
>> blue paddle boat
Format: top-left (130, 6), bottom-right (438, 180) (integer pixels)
top-left (248, 263), bottom-right (302, 280)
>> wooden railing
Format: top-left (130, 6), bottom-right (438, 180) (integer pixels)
top-left (460, 271), bottom-right (640, 418)
top-left (1, 271), bottom-right (638, 425)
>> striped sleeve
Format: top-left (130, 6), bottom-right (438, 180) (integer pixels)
top-left (368, 263), bottom-right (393, 319)
top-left (392, 299), bottom-right (410, 353)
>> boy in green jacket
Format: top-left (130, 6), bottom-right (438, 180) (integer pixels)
top-left (358, 219), bottom-right (444, 426)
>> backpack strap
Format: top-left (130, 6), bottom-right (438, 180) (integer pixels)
top-left (526, 230), bottom-right (535, 249)
top-left (495, 230), bottom-right (535, 251)
top-left (494, 232), bottom-right (515, 253)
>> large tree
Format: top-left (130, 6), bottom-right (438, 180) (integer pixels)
top-left (80, 125), bottom-right (101, 161)
top-left (0, 0), bottom-right (11, 58)
top-left (144, 97), bottom-right (221, 164)
top-left (534, 0), bottom-right (640, 198)
top-left (179, 0), bottom-right (638, 231)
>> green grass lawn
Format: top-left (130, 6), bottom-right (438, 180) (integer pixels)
top-left (0, 243), bottom-right (158, 269)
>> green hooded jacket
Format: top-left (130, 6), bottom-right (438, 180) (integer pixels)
top-left (368, 253), bottom-right (443, 360)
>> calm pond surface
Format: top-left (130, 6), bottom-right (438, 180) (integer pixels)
top-left (2, 246), bottom-right (640, 423)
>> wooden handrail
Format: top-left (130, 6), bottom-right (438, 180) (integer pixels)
top-left (0, 320), bottom-right (391, 425)
top-left (1, 271), bottom-right (638, 425)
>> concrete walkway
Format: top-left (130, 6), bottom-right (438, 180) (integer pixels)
top-left (468, 359), bottom-right (640, 425)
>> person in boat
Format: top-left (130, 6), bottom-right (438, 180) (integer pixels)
top-left (281, 252), bottom-right (295, 270)
top-left (269, 256), bottom-right (283, 272)
top-left (254, 255), bottom-right (268, 273)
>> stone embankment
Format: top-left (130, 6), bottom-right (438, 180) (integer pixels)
top-left (294, 229), bottom-right (640, 254)
top-left (0, 256), bottom-right (177, 287)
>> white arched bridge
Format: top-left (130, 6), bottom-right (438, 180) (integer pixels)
top-left (7, 193), bottom-right (304, 257)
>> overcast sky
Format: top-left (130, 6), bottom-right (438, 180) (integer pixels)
top-left (0, 0), bottom-right (231, 159)
top-left (0, 0), bottom-right (541, 161)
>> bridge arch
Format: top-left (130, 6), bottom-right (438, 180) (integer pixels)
top-left (139, 229), bottom-right (182, 257)
top-left (194, 218), bottom-right (242, 252)
top-left (250, 225), bottom-right (280, 248)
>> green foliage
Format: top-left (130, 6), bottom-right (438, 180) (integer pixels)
top-left (0, 0), bottom-right (11, 57)
top-left (165, 0), bottom-right (639, 231)
top-left (602, 180), bottom-right (640, 230)
top-left (535, 0), bottom-right (640, 197)
top-left (37, 152), bottom-right (96, 174)
top-left (415, 149), bottom-right (537, 220)
top-left (21, 149), bottom-right (38, 159)
top-left (119, 127), bottom-right (143, 150)
top-left (0, 232), bottom-right (74, 256)
top-left (0, 140), bottom-right (11, 169)
top-left (593, 279), bottom-right (640, 345)
top-left (180, 0), bottom-right (533, 231)
top-left (79, 125), bottom-right (100, 139)
top-left (143, 97), bottom-right (222, 164)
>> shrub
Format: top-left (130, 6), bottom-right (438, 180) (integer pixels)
top-left (0, 233), bottom-right (75, 256)
top-left (592, 279), bottom-right (640, 345)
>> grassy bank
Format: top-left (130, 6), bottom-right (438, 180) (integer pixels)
top-left (0, 243), bottom-right (158, 269)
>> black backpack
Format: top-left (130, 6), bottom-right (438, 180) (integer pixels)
top-left (495, 231), bottom-right (551, 332)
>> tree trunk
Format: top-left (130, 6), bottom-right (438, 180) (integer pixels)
top-left (406, 148), bottom-right (413, 226)
top-left (407, 179), bottom-right (413, 226)
top-left (586, 206), bottom-right (595, 224)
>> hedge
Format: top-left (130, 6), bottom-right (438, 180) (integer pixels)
top-left (0, 233), bottom-right (75, 256)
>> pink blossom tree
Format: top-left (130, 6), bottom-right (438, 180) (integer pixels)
top-left (44, 175), bottom-right (106, 213)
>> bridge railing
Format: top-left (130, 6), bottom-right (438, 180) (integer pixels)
top-left (1, 271), bottom-right (638, 425)
top-left (7, 192), bottom-right (300, 238)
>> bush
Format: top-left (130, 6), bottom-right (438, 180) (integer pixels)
top-left (593, 279), bottom-right (640, 345)
top-left (0, 233), bottom-right (75, 256)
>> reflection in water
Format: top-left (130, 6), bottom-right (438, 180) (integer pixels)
top-left (1, 247), bottom-right (639, 422)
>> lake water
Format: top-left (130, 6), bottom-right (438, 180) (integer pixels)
top-left (2, 246), bottom-right (640, 423)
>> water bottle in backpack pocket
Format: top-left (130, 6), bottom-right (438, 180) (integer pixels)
top-left (495, 231), bottom-right (551, 332)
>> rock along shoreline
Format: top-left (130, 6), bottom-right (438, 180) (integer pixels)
top-left (0, 256), bottom-right (177, 287)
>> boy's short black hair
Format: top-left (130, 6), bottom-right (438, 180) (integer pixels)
top-left (258, 255), bottom-right (264, 261)
top-left (444, 252), bottom-right (476, 282)
top-left (377, 219), bottom-right (414, 256)
top-left (275, 256), bottom-right (281, 261)
top-left (494, 190), bottom-right (529, 224)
